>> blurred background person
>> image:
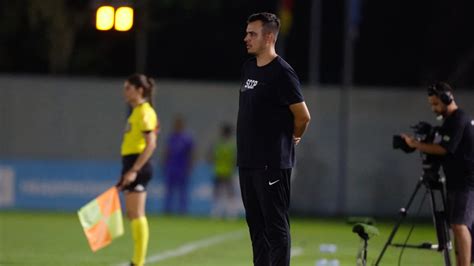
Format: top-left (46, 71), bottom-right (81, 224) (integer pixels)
top-left (162, 115), bottom-right (195, 214)
top-left (209, 123), bottom-right (237, 219)
top-left (116, 74), bottom-right (159, 266)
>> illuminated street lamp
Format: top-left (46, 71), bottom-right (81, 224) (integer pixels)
top-left (96, 6), bottom-right (115, 31)
top-left (96, 5), bottom-right (133, 32)
top-left (115, 7), bottom-right (134, 31)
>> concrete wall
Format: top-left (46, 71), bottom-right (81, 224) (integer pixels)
top-left (1, 75), bottom-right (473, 216)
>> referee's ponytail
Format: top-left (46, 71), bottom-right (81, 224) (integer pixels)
top-left (127, 73), bottom-right (155, 106)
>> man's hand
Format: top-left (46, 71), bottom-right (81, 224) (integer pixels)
top-left (401, 133), bottom-right (448, 155)
top-left (290, 102), bottom-right (310, 142)
top-left (400, 134), bottom-right (418, 148)
top-left (293, 136), bottom-right (301, 146)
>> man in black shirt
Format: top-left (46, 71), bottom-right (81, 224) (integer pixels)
top-left (402, 82), bottom-right (474, 266)
top-left (237, 12), bottom-right (311, 266)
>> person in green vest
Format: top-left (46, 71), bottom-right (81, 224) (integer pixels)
top-left (210, 123), bottom-right (237, 219)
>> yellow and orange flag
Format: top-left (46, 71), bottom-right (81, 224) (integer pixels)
top-left (78, 186), bottom-right (124, 252)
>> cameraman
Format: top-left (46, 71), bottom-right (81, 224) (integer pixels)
top-left (402, 82), bottom-right (474, 266)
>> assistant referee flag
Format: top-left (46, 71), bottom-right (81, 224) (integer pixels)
top-left (78, 186), bottom-right (124, 252)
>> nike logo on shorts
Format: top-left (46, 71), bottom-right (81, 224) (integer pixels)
top-left (268, 179), bottom-right (280, 186)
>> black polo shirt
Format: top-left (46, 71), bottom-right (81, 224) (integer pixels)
top-left (237, 56), bottom-right (304, 169)
top-left (438, 108), bottom-right (474, 190)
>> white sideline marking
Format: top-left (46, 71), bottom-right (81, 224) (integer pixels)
top-left (114, 230), bottom-right (245, 266)
top-left (291, 246), bottom-right (303, 257)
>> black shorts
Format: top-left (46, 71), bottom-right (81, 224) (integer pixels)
top-left (121, 154), bottom-right (153, 193)
top-left (447, 189), bottom-right (474, 228)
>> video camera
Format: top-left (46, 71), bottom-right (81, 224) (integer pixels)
top-left (393, 121), bottom-right (443, 178)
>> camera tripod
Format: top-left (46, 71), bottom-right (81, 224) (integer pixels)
top-left (375, 171), bottom-right (452, 266)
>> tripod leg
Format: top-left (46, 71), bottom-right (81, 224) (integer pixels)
top-left (443, 247), bottom-right (452, 266)
top-left (440, 184), bottom-right (453, 248)
top-left (375, 179), bottom-right (423, 266)
top-left (429, 184), bottom-right (452, 266)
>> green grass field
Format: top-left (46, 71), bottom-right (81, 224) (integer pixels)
top-left (0, 211), bottom-right (452, 265)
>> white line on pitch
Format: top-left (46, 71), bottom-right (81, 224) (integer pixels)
top-left (114, 230), bottom-right (245, 266)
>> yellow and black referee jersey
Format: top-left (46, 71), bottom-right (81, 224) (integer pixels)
top-left (121, 102), bottom-right (159, 156)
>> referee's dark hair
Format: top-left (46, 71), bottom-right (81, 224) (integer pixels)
top-left (247, 12), bottom-right (280, 38)
top-left (127, 73), bottom-right (155, 105)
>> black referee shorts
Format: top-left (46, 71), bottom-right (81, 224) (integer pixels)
top-left (447, 189), bottom-right (474, 228)
top-left (121, 154), bottom-right (153, 193)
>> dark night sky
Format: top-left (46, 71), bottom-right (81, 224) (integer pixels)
top-left (0, 0), bottom-right (473, 87)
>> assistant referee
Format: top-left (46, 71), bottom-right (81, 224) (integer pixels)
top-left (117, 73), bottom-right (159, 266)
top-left (237, 12), bottom-right (311, 266)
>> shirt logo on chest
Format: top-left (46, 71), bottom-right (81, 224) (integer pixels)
top-left (241, 79), bottom-right (258, 92)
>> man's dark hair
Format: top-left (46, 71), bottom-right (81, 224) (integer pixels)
top-left (427, 81), bottom-right (453, 96)
top-left (427, 81), bottom-right (454, 105)
top-left (247, 12), bottom-right (280, 37)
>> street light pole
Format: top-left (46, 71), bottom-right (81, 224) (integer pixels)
top-left (308, 0), bottom-right (321, 87)
top-left (337, 0), bottom-right (360, 215)
top-left (135, 0), bottom-right (149, 73)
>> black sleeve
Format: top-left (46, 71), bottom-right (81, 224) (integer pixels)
top-left (277, 67), bottom-right (304, 106)
top-left (439, 116), bottom-right (465, 154)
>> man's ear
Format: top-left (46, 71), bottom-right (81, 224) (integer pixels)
top-left (265, 32), bottom-right (276, 44)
